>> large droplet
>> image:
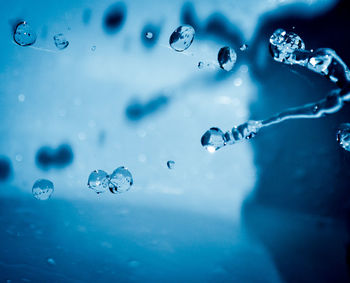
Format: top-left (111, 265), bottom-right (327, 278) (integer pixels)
top-left (53, 33), bottom-right (69, 50)
top-left (218, 47), bottom-right (237, 71)
top-left (337, 123), bottom-right (350, 151)
top-left (13, 21), bottom-right (37, 46)
top-left (201, 127), bottom-right (226, 153)
top-left (269, 28), bottom-right (305, 65)
top-left (169, 25), bottom-right (195, 52)
top-left (32, 179), bottom-right (54, 200)
top-left (87, 170), bottom-right (110, 194)
top-left (109, 166), bottom-right (133, 194)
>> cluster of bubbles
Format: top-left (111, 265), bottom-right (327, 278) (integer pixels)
top-left (201, 28), bottom-right (350, 153)
top-left (169, 25), bottom-right (238, 72)
top-left (32, 179), bottom-right (54, 200)
top-left (87, 167), bottom-right (133, 194)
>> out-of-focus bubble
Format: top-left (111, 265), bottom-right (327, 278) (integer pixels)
top-left (91, 45), bottom-right (96, 51)
top-left (145, 32), bottom-right (153, 39)
top-left (36, 144), bottom-right (74, 170)
top-left (87, 170), bottom-right (110, 194)
top-left (47, 258), bottom-right (56, 266)
top-left (167, 160), bottom-right (175, 169)
top-left (53, 33), bottom-right (69, 50)
top-left (337, 123), bottom-right (350, 151)
top-left (103, 2), bottom-right (126, 34)
top-left (198, 61), bottom-right (204, 69)
top-left (109, 166), bottom-right (133, 194)
top-left (218, 46), bottom-right (237, 71)
top-left (169, 25), bottom-right (195, 52)
top-left (240, 44), bottom-right (248, 51)
top-left (0, 157), bottom-right (11, 181)
top-left (13, 21), bottom-right (37, 46)
top-left (82, 9), bottom-right (92, 25)
top-left (32, 179), bottom-right (54, 200)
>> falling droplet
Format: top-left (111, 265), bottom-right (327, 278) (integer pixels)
top-left (53, 33), bottom-right (69, 50)
top-left (169, 25), bottom-right (195, 52)
top-left (269, 28), bottom-right (305, 65)
top-left (201, 127), bottom-right (226, 152)
top-left (145, 32), bottom-right (153, 39)
top-left (109, 166), bottom-right (133, 194)
top-left (13, 21), bottom-right (37, 46)
top-left (337, 123), bottom-right (350, 151)
top-left (240, 44), bottom-right (248, 51)
top-left (87, 170), bottom-right (110, 194)
top-left (32, 179), bottom-right (54, 200)
top-left (167, 160), bottom-right (175, 169)
top-left (218, 47), bottom-right (237, 71)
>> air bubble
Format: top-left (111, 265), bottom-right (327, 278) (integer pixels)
top-left (269, 28), bottom-right (305, 65)
top-left (145, 32), bottom-right (153, 39)
top-left (53, 34), bottom-right (69, 50)
top-left (218, 47), bottom-right (237, 71)
top-left (91, 45), bottom-right (96, 51)
top-left (198, 61), bottom-right (204, 69)
top-left (109, 166), bottom-right (133, 194)
top-left (87, 170), bottom-right (110, 194)
top-left (32, 179), bottom-right (54, 200)
top-left (13, 22), bottom-right (37, 46)
top-left (169, 25), bottom-right (195, 52)
top-left (337, 123), bottom-right (350, 151)
top-left (240, 44), bottom-right (248, 51)
top-left (167, 160), bottom-right (175, 169)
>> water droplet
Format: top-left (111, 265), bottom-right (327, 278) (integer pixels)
top-left (198, 61), bottom-right (204, 69)
top-left (13, 21), bottom-right (37, 46)
top-left (240, 44), bottom-right (248, 51)
top-left (91, 45), bottom-right (96, 51)
top-left (307, 49), bottom-right (332, 76)
top-left (47, 258), bottom-right (56, 265)
top-left (53, 33), bottom-right (69, 50)
top-left (269, 28), bottom-right (305, 65)
top-left (169, 25), bottom-right (195, 52)
top-left (87, 170), bottom-right (110, 194)
top-left (145, 32), bottom-right (153, 39)
top-left (218, 46), bottom-right (237, 71)
top-left (18, 94), bottom-right (25, 102)
top-left (32, 179), bottom-right (54, 200)
top-left (167, 160), bottom-right (175, 169)
top-left (109, 166), bottom-right (133, 194)
top-left (201, 127), bottom-right (226, 152)
top-left (337, 123), bottom-right (350, 151)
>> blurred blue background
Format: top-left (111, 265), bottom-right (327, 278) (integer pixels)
top-left (1, 0), bottom-right (350, 282)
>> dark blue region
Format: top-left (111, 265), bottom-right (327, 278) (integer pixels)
top-left (103, 2), bottom-right (126, 35)
top-left (36, 144), bottom-right (74, 170)
top-left (0, 157), bottom-right (11, 181)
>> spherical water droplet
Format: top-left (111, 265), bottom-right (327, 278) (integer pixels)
top-left (240, 44), bottom-right (248, 51)
top-left (145, 32), bottom-right (153, 39)
top-left (167, 160), bottom-right (175, 169)
top-left (269, 28), bottom-right (305, 65)
top-left (218, 47), bottom-right (237, 71)
top-left (53, 33), bottom-right (69, 50)
top-left (201, 127), bottom-right (226, 152)
top-left (32, 179), bottom-right (54, 200)
top-left (337, 123), bottom-right (350, 151)
top-left (109, 166), bottom-right (133, 194)
top-left (87, 170), bottom-right (110, 194)
top-left (13, 22), bottom-right (37, 46)
top-left (169, 25), bottom-right (195, 52)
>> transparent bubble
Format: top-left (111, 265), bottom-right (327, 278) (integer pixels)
top-left (109, 166), bottom-right (133, 194)
top-left (53, 33), bottom-right (69, 50)
top-left (167, 160), bottom-right (175, 169)
top-left (269, 28), bottom-right (305, 65)
top-left (87, 170), bottom-right (110, 194)
top-left (337, 123), bottom-right (350, 151)
top-left (240, 44), bottom-right (248, 51)
top-left (32, 179), bottom-right (54, 200)
top-left (145, 32), bottom-right (153, 39)
top-left (218, 47), bottom-right (237, 71)
top-left (201, 127), bottom-right (226, 152)
top-left (198, 61), bottom-right (204, 69)
top-left (13, 22), bottom-right (37, 46)
top-left (169, 25), bottom-right (195, 52)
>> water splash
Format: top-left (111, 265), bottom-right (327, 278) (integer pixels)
top-left (337, 123), bottom-right (350, 151)
top-left (201, 30), bottom-right (350, 152)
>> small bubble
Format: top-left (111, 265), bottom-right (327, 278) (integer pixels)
top-left (109, 166), bottom-right (133, 194)
top-left (201, 127), bottom-right (226, 152)
top-left (138, 154), bottom-right (147, 163)
top-left (240, 44), bottom-right (248, 51)
top-left (32, 179), bottom-right (54, 200)
top-left (169, 25), bottom-right (195, 52)
top-left (91, 45), bottom-right (96, 51)
top-left (145, 32), bottom-right (153, 39)
top-left (47, 258), bottom-right (56, 266)
top-left (87, 170), bottom-right (110, 194)
top-left (337, 123), bottom-right (350, 151)
top-left (18, 94), bottom-right (25, 102)
top-left (53, 33), bottom-right (69, 50)
top-left (198, 61), bottom-right (204, 69)
top-left (128, 260), bottom-right (140, 268)
top-left (13, 21), bottom-right (37, 46)
top-left (78, 132), bottom-right (86, 141)
top-left (167, 160), bottom-right (175, 169)
top-left (234, 78), bottom-right (242, 87)
top-left (15, 154), bottom-right (23, 162)
top-left (218, 46), bottom-right (237, 71)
